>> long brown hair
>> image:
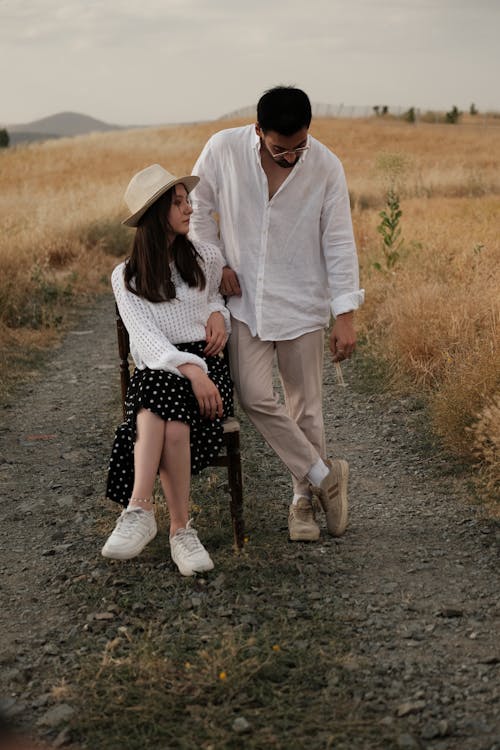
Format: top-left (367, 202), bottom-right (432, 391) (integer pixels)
top-left (124, 186), bottom-right (205, 302)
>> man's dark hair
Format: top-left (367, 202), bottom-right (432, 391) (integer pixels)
top-left (257, 86), bottom-right (312, 135)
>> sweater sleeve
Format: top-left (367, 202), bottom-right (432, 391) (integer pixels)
top-left (111, 264), bottom-right (208, 376)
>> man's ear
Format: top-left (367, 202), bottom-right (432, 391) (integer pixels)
top-left (255, 123), bottom-right (262, 138)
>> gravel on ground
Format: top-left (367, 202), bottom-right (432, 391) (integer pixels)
top-left (0, 294), bottom-right (499, 750)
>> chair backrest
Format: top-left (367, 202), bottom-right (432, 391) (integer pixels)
top-left (115, 303), bottom-right (131, 419)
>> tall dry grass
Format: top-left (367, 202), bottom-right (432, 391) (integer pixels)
top-left (0, 116), bottom-right (498, 497)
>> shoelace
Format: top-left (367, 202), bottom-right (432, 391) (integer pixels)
top-left (117, 509), bottom-right (150, 534)
top-left (173, 527), bottom-right (203, 555)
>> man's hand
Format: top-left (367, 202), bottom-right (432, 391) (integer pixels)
top-left (220, 266), bottom-right (241, 296)
top-left (178, 364), bottom-right (223, 420)
top-left (330, 311), bottom-right (357, 362)
top-left (204, 311), bottom-right (228, 356)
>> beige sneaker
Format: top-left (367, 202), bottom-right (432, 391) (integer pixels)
top-left (312, 459), bottom-right (349, 536)
top-left (288, 497), bottom-right (320, 541)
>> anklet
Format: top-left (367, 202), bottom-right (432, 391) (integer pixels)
top-left (129, 497), bottom-right (154, 506)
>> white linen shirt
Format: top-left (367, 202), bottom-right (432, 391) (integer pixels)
top-left (190, 124), bottom-right (364, 341)
top-left (111, 241), bottom-right (230, 377)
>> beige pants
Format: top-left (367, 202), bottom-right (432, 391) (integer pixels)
top-left (229, 317), bottom-right (326, 497)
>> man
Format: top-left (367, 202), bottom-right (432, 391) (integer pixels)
top-left (190, 86), bottom-right (364, 542)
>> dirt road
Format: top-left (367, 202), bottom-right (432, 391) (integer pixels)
top-left (1, 295), bottom-right (499, 749)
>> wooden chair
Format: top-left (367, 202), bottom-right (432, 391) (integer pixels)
top-left (115, 305), bottom-right (245, 551)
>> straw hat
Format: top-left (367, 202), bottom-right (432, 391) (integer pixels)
top-left (122, 164), bottom-right (200, 227)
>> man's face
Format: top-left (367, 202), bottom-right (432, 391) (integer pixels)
top-left (256, 125), bottom-right (309, 169)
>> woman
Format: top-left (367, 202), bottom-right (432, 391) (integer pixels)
top-left (102, 164), bottom-right (232, 576)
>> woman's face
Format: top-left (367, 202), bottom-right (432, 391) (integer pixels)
top-left (167, 183), bottom-right (193, 239)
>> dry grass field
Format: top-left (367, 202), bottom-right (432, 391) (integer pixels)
top-left (0, 116), bottom-right (498, 496)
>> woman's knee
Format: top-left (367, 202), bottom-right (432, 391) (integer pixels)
top-left (164, 420), bottom-right (190, 446)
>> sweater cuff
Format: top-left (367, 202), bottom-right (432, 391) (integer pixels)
top-left (163, 350), bottom-right (208, 377)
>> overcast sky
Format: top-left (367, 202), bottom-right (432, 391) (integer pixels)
top-left (1, 0), bottom-right (499, 126)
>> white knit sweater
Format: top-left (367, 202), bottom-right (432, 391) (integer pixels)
top-left (112, 241), bottom-right (230, 376)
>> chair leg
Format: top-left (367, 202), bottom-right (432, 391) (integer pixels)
top-left (224, 431), bottom-right (245, 551)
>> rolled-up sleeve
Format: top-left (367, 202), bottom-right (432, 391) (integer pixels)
top-left (320, 160), bottom-right (365, 317)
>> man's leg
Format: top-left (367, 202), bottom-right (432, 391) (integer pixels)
top-left (274, 330), bottom-right (325, 540)
top-left (275, 329), bottom-right (326, 499)
top-left (275, 330), bottom-right (349, 536)
top-left (229, 318), bottom-right (348, 538)
top-left (229, 318), bottom-right (318, 481)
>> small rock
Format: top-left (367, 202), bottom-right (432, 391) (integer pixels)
top-left (53, 727), bottom-right (72, 747)
top-left (1, 699), bottom-right (27, 717)
top-left (43, 643), bottom-right (60, 656)
top-left (3, 668), bottom-right (22, 682)
top-left (380, 716), bottom-right (395, 727)
top-left (31, 694), bottom-right (52, 708)
top-left (55, 496), bottom-right (75, 508)
top-left (421, 721), bottom-right (442, 740)
top-left (92, 612), bottom-right (115, 621)
top-left (232, 716), bottom-right (251, 734)
top-left (37, 704), bottom-right (75, 728)
top-left (396, 700), bottom-right (426, 717)
top-left (479, 655), bottom-right (500, 664)
top-left (397, 733), bottom-right (421, 749)
top-left (437, 607), bottom-right (464, 618)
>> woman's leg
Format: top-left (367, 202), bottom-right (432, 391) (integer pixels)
top-left (101, 407), bottom-right (161, 560)
top-left (158, 421), bottom-right (191, 535)
top-left (159, 420), bottom-right (214, 576)
top-left (130, 407), bottom-right (165, 510)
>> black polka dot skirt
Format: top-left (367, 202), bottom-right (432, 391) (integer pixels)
top-left (106, 341), bottom-right (233, 506)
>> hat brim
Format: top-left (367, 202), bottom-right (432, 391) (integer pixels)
top-left (122, 174), bottom-right (200, 227)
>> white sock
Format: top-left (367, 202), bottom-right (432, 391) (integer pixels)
top-left (306, 458), bottom-right (330, 486)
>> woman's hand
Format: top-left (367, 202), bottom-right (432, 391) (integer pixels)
top-left (178, 364), bottom-right (223, 420)
top-left (204, 311), bottom-right (228, 356)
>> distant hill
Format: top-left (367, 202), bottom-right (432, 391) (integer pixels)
top-left (7, 111), bottom-right (121, 144)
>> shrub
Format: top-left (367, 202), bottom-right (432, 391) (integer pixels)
top-left (469, 394), bottom-right (500, 499)
top-left (445, 106), bottom-right (462, 124)
top-left (403, 107), bottom-right (416, 124)
top-left (376, 189), bottom-right (403, 269)
top-left (81, 219), bottom-right (132, 257)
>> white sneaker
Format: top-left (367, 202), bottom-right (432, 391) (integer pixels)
top-left (170, 521), bottom-right (214, 576)
top-left (101, 508), bottom-right (157, 560)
